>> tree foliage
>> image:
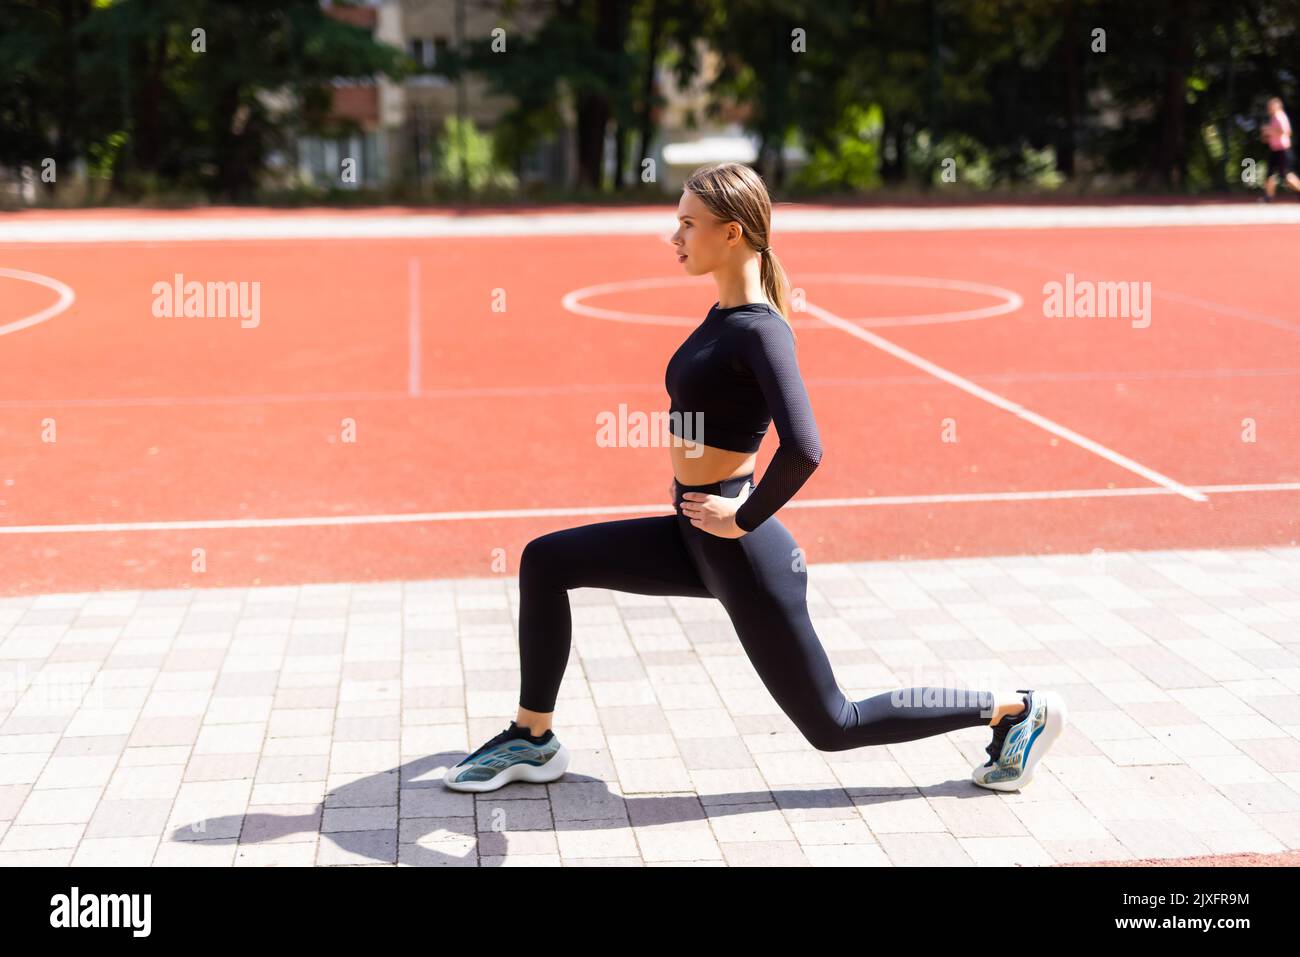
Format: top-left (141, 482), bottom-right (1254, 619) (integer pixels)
top-left (4, 0), bottom-right (1300, 200)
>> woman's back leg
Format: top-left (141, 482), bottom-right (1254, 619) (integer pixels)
top-left (694, 518), bottom-right (993, 751)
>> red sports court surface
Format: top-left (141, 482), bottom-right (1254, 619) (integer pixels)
top-left (0, 209), bottom-right (1297, 597)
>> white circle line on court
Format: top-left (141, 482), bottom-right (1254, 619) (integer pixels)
top-left (0, 267), bottom-right (76, 337)
top-left (561, 274), bottom-right (1023, 328)
top-left (1, 482), bottom-right (1297, 534)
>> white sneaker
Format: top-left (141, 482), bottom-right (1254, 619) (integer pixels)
top-left (971, 689), bottom-right (1067, 791)
top-left (442, 721), bottom-right (570, 793)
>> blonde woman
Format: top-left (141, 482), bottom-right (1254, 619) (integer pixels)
top-left (444, 162), bottom-right (1067, 793)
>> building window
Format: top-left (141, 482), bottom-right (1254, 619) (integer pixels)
top-left (407, 38), bottom-right (429, 70)
top-left (297, 131), bottom-right (382, 189)
top-left (408, 37), bottom-right (450, 73)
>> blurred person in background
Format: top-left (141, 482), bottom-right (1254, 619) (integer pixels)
top-left (1260, 97), bottom-right (1300, 201)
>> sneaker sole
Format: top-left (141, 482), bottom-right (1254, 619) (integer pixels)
top-left (442, 743), bottom-right (571, 793)
top-left (973, 691), bottom-right (1069, 792)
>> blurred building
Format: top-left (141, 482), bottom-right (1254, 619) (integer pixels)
top-left (295, 1), bottom-right (393, 189)
top-left (652, 37), bottom-right (807, 192)
top-left (301, 0), bottom-right (561, 192)
top-left (302, 0), bottom-right (793, 194)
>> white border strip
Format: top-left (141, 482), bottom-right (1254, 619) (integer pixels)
top-left (0, 482), bottom-right (1296, 534)
top-left (3, 204), bottom-right (1300, 244)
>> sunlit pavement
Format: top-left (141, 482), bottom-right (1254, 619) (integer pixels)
top-left (1, 545), bottom-right (1298, 866)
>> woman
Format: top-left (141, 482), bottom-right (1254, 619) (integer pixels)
top-left (1260, 97), bottom-right (1300, 201)
top-left (444, 162), bottom-right (1067, 794)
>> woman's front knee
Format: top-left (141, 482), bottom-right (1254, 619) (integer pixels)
top-left (520, 534), bottom-right (557, 584)
top-left (520, 530), bottom-right (577, 587)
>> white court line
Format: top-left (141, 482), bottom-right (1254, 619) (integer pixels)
top-left (0, 482), bottom-right (1296, 534)
top-left (802, 299), bottom-right (1210, 503)
top-left (562, 274), bottom-right (1023, 328)
top-left (0, 268), bottom-right (76, 337)
top-left (408, 258), bottom-right (421, 397)
top-left (975, 246), bottom-right (1300, 340)
top-left (793, 273), bottom-right (1023, 327)
top-left (1154, 290), bottom-right (1300, 339)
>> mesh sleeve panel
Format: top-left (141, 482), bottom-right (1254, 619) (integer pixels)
top-left (733, 316), bottom-right (823, 533)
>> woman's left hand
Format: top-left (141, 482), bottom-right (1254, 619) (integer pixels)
top-left (679, 484), bottom-right (751, 538)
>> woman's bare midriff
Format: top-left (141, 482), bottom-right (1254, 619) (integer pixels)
top-left (670, 439), bottom-right (757, 486)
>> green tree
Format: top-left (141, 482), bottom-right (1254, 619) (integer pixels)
top-left (5, 0), bottom-right (407, 201)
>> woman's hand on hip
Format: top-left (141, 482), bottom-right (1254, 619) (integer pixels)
top-left (679, 483), bottom-right (750, 538)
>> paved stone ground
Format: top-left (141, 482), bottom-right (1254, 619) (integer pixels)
top-left (1, 545), bottom-right (1298, 867)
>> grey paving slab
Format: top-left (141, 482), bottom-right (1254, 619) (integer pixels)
top-left (3, 545), bottom-right (1300, 867)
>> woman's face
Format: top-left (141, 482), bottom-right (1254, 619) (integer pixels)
top-left (671, 190), bottom-right (732, 276)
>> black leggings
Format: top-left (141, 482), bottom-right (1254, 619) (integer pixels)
top-left (517, 472), bottom-right (995, 751)
top-left (1267, 148), bottom-right (1294, 178)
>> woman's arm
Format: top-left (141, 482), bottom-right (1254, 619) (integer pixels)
top-left (733, 316), bottom-right (823, 532)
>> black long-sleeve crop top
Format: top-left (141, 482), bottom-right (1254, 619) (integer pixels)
top-left (664, 300), bottom-right (823, 532)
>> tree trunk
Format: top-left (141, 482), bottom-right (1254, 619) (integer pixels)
top-left (635, 0), bottom-right (664, 186)
top-left (609, 0), bottom-right (630, 189)
top-left (766, 20), bottom-right (788, 188)
top-left (131, 30), bottom-right (167, 177)
top-left (1151, 0), bottom-right (1192, 187)
top-left (880, 113), bottom-right (902, 184)
top-left (573, 0), bottom-right (628, 191)
top-left (613, 121), bottom-right (626, 190)
top-left (574, 92), bottom-right (609, 190)
top-left (48, 0), bottom-right (89, 197)
top-left (1060, 0), bottom-right (1080, 177)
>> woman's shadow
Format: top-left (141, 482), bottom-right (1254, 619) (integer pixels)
top-left (167, 747), bottom-right (988, 865)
